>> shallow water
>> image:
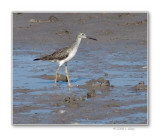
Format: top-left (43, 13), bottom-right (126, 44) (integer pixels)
top-left (13, 42), bottom-right (148, 124)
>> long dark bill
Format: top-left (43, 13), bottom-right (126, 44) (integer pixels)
top-left (87, 36), bottom-right (97, 41)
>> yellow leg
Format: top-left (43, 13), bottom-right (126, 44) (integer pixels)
top-left (54, 66), bottom-right (60, 88)
top-left (65, 65), bottom-right (71, 88)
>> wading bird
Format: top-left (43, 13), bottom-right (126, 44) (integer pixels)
top-left (34, 33), bottom-right (97, 88)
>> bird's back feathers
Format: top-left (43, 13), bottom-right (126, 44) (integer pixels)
top-left (33, 45), bottom-right (73, 61)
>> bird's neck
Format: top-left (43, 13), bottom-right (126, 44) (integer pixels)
top-left (75, 37), bottom-right (82, 48)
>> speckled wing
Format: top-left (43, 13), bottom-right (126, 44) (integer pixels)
top-left (34, 46), bottom-right (72, 61)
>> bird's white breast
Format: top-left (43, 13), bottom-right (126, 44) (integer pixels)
top-left (59, 47), bottom-right (78, 66)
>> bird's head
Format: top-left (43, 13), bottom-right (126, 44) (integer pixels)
top-left (78, 33), bottom-right (97, 41)
top-left (78, 33), bottom-right (87, 39)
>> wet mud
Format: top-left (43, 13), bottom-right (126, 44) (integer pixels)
top-left (87, 90), bottom-right (96, 98)
top-left (134, 81), bottom-right (147, 91)
top-left (13, 13), bottom-right (148, 125)
top-left (78, 78), bottom-right (111, 91)
top-left (33, 74), bottom-right (67, 82)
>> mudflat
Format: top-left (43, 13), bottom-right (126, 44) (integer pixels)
top-left (13, 13), bottom-right (147, 124)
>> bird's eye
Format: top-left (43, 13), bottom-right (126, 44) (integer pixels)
top-left (82, 34), bottom-right (84, 35)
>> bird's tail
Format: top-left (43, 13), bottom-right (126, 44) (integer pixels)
top-left (33, 58), bottom-right (40, 61)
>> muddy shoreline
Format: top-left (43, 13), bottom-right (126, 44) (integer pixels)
top-left (13, 13), bottom-right (147, 124)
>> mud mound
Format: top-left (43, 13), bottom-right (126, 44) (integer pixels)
top-left (48, 15), bottom-right (59, 22)
top-left (79, 77), bottom-right (111, 91)
top-left (134, 81), bottom-right (147, 91)
top-left (87, 90), bottom-right (96, 98)
top-left (33, 74), bottom-right (67, 82)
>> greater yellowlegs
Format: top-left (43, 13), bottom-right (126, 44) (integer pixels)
top-left (34, 33), bottom-right (97, 88)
